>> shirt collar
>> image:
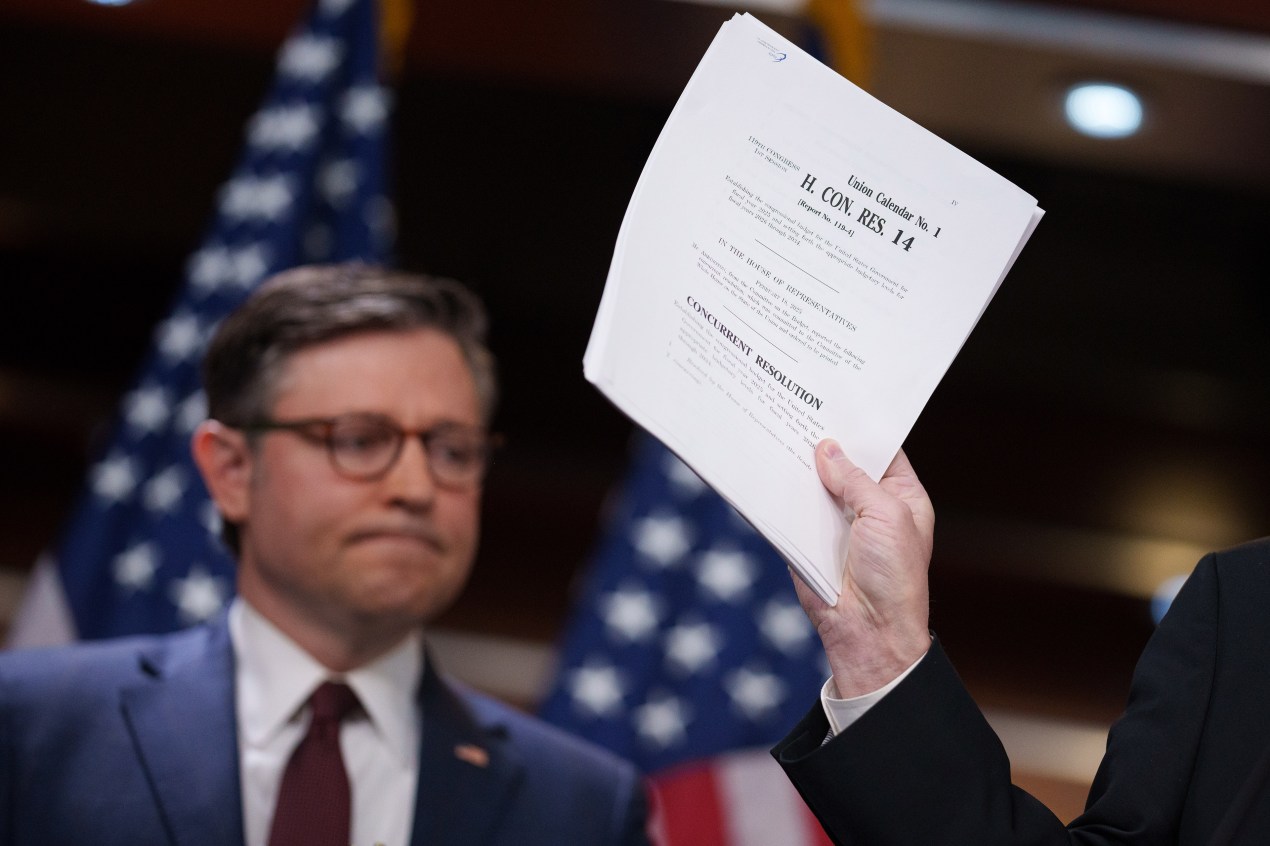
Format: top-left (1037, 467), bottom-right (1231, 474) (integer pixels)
top-left (229, 597), bottom-right (424, 766)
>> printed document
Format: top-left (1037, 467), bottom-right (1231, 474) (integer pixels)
top-left (585, 13), bottom-right (1044, 603)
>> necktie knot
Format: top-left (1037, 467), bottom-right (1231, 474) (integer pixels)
top-left (310, 680), bottom-right (359, 723)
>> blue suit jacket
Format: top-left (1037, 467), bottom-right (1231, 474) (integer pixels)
top-left (0, 617), bottom-right (648, 846)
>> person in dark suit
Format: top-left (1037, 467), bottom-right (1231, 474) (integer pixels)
top-left (772, 439), bottom-right (1270, 845)
top-left (0, 265), bottom-right (648, 846)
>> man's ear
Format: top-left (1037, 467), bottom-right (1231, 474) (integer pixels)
top-left (191, 420), bottom-right (253, 524)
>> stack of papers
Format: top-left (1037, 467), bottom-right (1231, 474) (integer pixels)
top-left (585, 13), bottom-right (1043, 604)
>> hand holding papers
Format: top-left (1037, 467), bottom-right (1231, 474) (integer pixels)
top-left (585, 14), bottom-right (1043, 604)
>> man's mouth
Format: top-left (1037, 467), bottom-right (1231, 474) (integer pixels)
top-left (347, 525), bottom-right (444, 552)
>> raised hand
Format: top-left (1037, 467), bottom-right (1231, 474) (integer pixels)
top-left (791, 439), bottom-right (935, 697)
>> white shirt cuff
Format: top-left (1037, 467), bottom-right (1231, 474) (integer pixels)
top-left (819, 650), bottom-right (928, 737)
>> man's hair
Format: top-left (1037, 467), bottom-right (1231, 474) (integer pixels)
top-left (204, 263), bottom-right (497, 427)
top-left (202, 263), bottom-right (498, 555)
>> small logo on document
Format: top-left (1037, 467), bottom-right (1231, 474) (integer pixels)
top-left (756, 38), bottom-right (788, 62)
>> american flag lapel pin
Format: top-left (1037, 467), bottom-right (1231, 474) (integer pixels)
top-left (454, 743), bottom-right (489, 768)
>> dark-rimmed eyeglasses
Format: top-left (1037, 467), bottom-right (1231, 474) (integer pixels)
top-left (239, 412), bottom-right (498, 487)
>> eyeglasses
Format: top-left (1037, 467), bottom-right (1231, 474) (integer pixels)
top-left (240, 413), bottom-right (498, 487)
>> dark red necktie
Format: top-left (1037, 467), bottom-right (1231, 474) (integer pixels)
top-left (268, 681), bottom-right (360, 846)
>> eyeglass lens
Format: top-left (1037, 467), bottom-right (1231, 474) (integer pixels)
top-left (326, 415), bottom-right (489, 484)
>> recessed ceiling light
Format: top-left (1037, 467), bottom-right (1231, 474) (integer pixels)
top-left (1063, 82), bottom-right (1144, 139)
top-left (85, 0), bottom-right (136, 6)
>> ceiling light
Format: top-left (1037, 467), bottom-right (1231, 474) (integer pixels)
top-left (1063, 82), bottom-right (1144, 139)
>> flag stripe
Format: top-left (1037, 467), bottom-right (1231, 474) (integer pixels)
top-left (650, 762), bottom-right (731, 846)
top-left (649, 749), bottom-right (833, 846)
top-left (803, 807), bottom-right (836, 846)
top-left (6, 556), bottom-right (75, 648)
top-left (718, 749), bottom-right (818, 846)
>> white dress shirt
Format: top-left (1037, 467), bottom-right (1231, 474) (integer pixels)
top-left (230, 599), bottom-right (423, 846)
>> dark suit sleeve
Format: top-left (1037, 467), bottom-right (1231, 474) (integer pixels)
top-left (772, 553), bottom-right (1224, 846)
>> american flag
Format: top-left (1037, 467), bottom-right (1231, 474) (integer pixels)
top-left (539, 435), bottom-right (834, 845)
top-left (9, 0), bottom-right (393, 645)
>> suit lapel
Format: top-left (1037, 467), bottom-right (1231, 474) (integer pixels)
top-left (120, 617), bottom-right (245, 846)
top-left (410, 657), bottom-right (524, 846)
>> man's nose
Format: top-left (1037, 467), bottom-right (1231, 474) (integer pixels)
top-left (382, 434), bottom-right (436, 508)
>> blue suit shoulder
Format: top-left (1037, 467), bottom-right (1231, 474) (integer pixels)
top-left (0, 623), bottom-right (244, 846)
top-left (0, 624), bottom-right (214, 704)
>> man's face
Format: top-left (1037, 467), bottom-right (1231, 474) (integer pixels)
top-left (231, 328), bottom-right (484, 642)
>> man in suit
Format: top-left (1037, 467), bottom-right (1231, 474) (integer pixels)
top-left (771, 439), bottom-right (1270, 845)
top-left (0, 265), bottom-right (648, 846)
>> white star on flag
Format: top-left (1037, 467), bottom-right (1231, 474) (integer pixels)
top-left (278, 35), bottom-right (343, 82)
top-left (169, 565), bottom-right (230, 624)
top-left (113, 542), bottom-right (158, 592)
top-left (228, 243), bottom-right (271, 289)
top-left (248, 103), bottom-right (322, 152)
top-left (156, 312), bottom-right (203, 363)
top-left (200, 500), bottom-right (223, 536)
top-left (631, 513), bottom-right (692, 567)
top-left (176, 391), bottom-right (208, 435)
top-left (567, 663), bottom-right (626, 717)
top-left (124, 385), bottom-right (172, 435)
top-left (600, 584), bottom-right (661, 642)
top-left (724, 666), bottom-right (787, 721)
top-left (635, 693), bottom-right (691, 749)
top-left (760, 598), bottom-right (815, 655)
top-left (141, 466), bottom-right (187, 514)
top-left (190, 241), bottom-right (269, 292)
top-left (341, 85), bottom-right (390, 134)
top-left (664, 621), bottom-right (722, 675)
top-left (219, 175), bottom-right (295, 222)
top-left (187, 245), bottom-right (234, 293)
top-left (319, 159), bottom-right (360, 207)
top-left (91, 454), bottom-right (139, 504)
top-left (697, 547), bottom-right (757, 602)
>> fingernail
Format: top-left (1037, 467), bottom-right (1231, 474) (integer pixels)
top-left (822, 439), bottom-right (844, 461)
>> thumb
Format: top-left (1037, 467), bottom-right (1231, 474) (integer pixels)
top-left (815, 439), bottom-right (875, 515)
